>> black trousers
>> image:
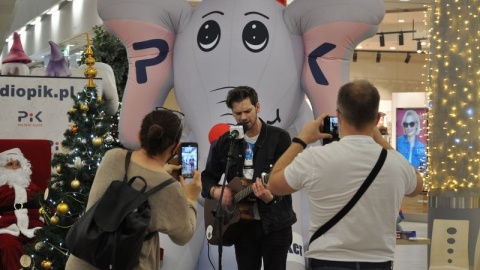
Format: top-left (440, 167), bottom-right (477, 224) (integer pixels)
top-left (234, 221), bottom-right (292, 270)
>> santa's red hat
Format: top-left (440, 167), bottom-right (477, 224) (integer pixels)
top-left (2, 32), bottom-right (32, 64)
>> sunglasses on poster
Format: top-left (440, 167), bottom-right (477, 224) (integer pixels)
top-left (403, 122), bottom-right (416, 128)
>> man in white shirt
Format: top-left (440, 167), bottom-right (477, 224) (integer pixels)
top-left (267, 80), bottom-right (423, 270)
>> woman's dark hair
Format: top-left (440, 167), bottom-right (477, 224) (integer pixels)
top-left (139, 110), bottom-right (183, 157)
top-left (226, 86), bottom-right (258, 109)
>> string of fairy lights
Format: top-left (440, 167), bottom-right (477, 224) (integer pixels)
top-left (426, 0), bottom-right (480, 191)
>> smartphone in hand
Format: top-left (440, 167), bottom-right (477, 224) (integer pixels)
top-left (323, 116), bottom-right (340, 144)
top-left (179, 142), bottom-right (198, 178)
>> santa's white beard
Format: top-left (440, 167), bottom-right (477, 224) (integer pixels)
top-left (0, 167), bottom-right (32, 188)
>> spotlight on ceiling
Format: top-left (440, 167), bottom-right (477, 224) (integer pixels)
top-left (405, 52), bottom-right (411, 64)
top-left (379, 33), bottom-right (385, 47)
top-left (353, 51), bottom-right (358, 62)
top-left (398, 32), bottom-right (404, 46)
top-left (376, 52), bottom-right (381, 63)
top-left (416, 40), bottom-right (422, 53)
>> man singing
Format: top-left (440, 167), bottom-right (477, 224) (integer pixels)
top-left (202, 86), bottom-right (296, 270)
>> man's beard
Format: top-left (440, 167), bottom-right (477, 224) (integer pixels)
top-left (0, 167), bottom-right (32, 188)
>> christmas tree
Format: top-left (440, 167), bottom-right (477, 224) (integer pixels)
top-left (21, 39), bottom-right (120, 269)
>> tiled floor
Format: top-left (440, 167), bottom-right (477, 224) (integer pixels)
top-left (394, 221), bottom-right (428, 270)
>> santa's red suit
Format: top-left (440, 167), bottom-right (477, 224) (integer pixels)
top-left (0, 148), bottom-right (43, 270)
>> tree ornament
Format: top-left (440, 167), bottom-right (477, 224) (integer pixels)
top-left (50, 216), bottom-right (59, 225)
top-left (71, 179), bottom-right (81, 189)
top-left (19, 254), bottom-right (32, 267)
top-left (97, 96), bottom-right (103, 103)
top-left (104, 134), bottom-right (114, 144)
top-left (92, 137), bottom-right (103, 147)
top-left (35, 241), bottom-right (45, 251)
top-left (74, 157), bottom-right (83, 169)
top-left (41, 259), bottom-right (52, 269)
top-left (43, 188), bottom-right (49, 200)
top-left (69, 124), bottom-right (78, 133)
top-left (38, 207), bottom-right (46, 216)
top-left (57, 202), bottom-right (69, 215)
top-left (80, 103), bottom-right (89, 112)
top-left (55, 165), bottom-right (62, 174)
top-left (69, 107), bottom-right (77, 114)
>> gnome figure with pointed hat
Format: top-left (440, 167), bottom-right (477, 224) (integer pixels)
top-left (0, 148), bottom-right (43, 270)
top-left (1, 32), bottom-right (32, 76)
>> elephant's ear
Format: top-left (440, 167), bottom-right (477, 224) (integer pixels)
top-left (276, 0), bottom-right (286, 6)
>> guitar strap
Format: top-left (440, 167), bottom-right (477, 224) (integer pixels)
top-left (308, 148), bottom-right (388, 246)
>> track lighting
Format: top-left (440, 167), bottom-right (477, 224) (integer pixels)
top-left (404, 53), bottom-right (411, 64)
top-left (398, 32), bottom-right (404, 46)
top-left (379, 34), bottom-right (385, 47)
top-left (416, 40), bottom-right (422, 53)
top-left (353, 51), bottom-right (357, 62)
top-left (376, 52), bottom-right (381, 63)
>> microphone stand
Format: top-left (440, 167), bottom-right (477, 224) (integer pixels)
top-left (214, 138), bottom-right (236, 270)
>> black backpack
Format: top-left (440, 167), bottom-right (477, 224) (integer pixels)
top-left (66, 151), bottom-right (176, 270)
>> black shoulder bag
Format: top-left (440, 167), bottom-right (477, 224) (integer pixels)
top-left (309, 148), bottom-right (387, 246)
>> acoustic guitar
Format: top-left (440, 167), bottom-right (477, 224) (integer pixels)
top-left (204, 177), bottom-right (257, 246)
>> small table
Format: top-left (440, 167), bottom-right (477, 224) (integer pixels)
top-left (396, 238), bottom-right (431, 245)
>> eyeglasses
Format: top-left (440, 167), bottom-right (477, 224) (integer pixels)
top-left (155, 107), bottom-right (185, 143)
top-left (403, 122), bottom-right (416, 128)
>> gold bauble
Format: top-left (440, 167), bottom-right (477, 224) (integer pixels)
top-left (69, 107), bottom-right (77, 114)
top-left (55, 166), bottom-right (62, 174)
top-left (34, 241), bottom-right (45, 251)
top-left (69, 124), bottom-right (78, 133)
top-left (71, 179), bottom-right (81, 189)
top-left (84, 57), bottom-right (96, 67)
top-left (92, 137), bottom-right (103, 147)
top-left (80, 104), bottom-right (89, 112)
top-left (57, 202), bottom-right (69, 215)
top-left (41, 259), bottom-right (52, 269)
top-left (38, 207), bottom-right (46, 215)
top-left (19, 254), bottom-right (32, 267)
top-left (50, 216), bottom-right (59, 225)
top-left (97, 96), bottom-right (103, 103)
top-left (84, 66), bottom-right (97, 78)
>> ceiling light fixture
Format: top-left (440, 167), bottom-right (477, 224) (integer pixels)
top-left (353, 51), bottom-right (358, 62)
top-left (398, 31), bottom-right (404, 46)
top-left (405, 53), bottom-right (411, 64)
top-left (379, 33), bottom-right (385, 47)
top-left (376, 52), bottom-right (381, 63)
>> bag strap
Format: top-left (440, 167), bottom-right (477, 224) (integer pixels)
top-left (123, 150), bottom-right (133, 183)
top-left (309, 148), bottom-right (387, 246)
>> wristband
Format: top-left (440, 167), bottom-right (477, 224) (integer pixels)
top-left (292, 137), bottom-right (307, 149)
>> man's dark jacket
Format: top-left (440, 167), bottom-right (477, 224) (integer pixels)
top-left (201, 118), bottom-right (297, 234)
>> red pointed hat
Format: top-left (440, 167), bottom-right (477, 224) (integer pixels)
top-left (2, 32), bottom-right (32, 64)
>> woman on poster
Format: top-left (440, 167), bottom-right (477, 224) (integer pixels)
top-left (396, 109), bottom-right (427, 172)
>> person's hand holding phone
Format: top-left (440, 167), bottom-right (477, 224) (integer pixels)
top-left (179, 170), bottom-right (202, 204)
top-left (297, 113), bottom-right (333, 144)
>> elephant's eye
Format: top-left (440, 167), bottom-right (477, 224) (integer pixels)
top-left (242, 20), bottom-right (268, 52)
top-left (197, 20), bottom-right (221, 52)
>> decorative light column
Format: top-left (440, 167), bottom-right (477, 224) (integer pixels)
top-left (427, 1), bottom-right (480, 266)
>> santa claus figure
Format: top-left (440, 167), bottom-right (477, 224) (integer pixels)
top-left (0, 148), bottom-right (43, 270)
top-left (1, 32), bottom-right (32, 76)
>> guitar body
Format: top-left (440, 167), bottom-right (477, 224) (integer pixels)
top-left (204, 178), bottom-right (255, 246)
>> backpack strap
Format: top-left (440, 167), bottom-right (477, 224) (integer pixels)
top-left (123, 151), bottom-right (133, 183)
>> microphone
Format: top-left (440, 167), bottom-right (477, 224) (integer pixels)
top-left (228, 124), bottom-right (245, 140)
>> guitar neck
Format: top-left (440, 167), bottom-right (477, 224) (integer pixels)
top-left (234, 184), bottom-right (253, 204)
